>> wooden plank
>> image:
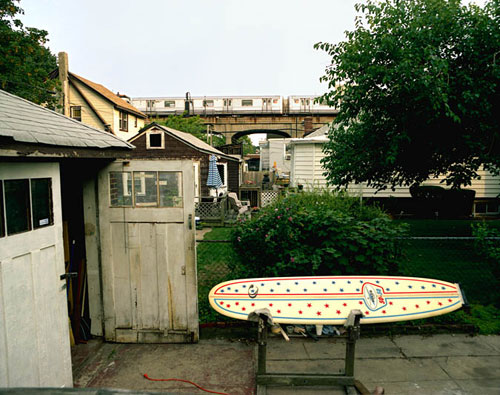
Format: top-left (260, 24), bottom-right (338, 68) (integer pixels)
top-left (111, 222), bottom-right (132, 329)
top-left (182, 160), bottom-right (199, 341)
top-left (166, 222), bottom-right (188, 331)
top-left (33, 246), bottom-right (69, 386)
top-left (156, 224), bottom-right (170, 332)
top-left (2, 254), bottom-right (40, 386)
top-left (127, 223), bottom-right (140, 330)
top-left (82, 178), bottom-right (103, 336)
top-left (138, 223), bottom-right (159, 329)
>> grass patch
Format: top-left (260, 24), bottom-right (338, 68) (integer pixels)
top-left (202, 227), bottom-right (234, 240)
top-left (197, 227), bottom-right (239, 323)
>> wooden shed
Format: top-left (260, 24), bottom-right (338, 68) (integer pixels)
top-left (0, 90), bottom-right (199, 388)
top-left (128, 123), bottom-right (241, 198)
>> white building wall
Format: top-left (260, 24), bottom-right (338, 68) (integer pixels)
top-left (290, 141), bottom-right (500, 198)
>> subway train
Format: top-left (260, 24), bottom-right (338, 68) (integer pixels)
top-left (131, 95), bottom-right (338, 116)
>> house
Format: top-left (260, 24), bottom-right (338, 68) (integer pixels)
top-left (0, 89), bottom-right (199, 387)
top-left (289, 124), bottom-right (500, 216)
top-left (51, 52), bottom-right (147, 140)
top-left (128, 123), bottom-right (241, 199)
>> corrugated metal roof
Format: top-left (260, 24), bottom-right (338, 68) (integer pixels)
top-left (0, 89), bottom-right (134, 149)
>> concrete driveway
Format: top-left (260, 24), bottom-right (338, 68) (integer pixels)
top-left (72, 333), bottom-right (500, 394)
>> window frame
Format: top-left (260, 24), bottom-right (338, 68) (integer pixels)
top-left (216, 163), bottom-right (228, 187)
top-left (0, 177), bottom-right (54, 237)
top-left (109, 171), bottom-right (183, 208)
top-left (70, 106), bottom-right (82, 121)
top-left (146, 129), bottom-right (165, 149)
top-left (119, 111), bottom-right (128, 132)
top-left (241, 99), bottom-right (253, 107)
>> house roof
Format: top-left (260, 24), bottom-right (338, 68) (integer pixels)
top-left (289, 135), bottom-right (329, 145)
top-left (69, 73), bottom-right (146, 118)
top-left (306, 122), bottom-right (332, 138)
top-left (0, 89), bottom-right (134, 150)
top-left (130, 123), bottom-right (239, 161)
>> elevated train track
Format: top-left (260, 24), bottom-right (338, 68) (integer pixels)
top-left (132, 95), bottom-right (338, 143)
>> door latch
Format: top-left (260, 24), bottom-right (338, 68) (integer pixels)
top-left (60, 272), bottom-right (78, 281)
top-left (60, 272), bottom-right (78, 290)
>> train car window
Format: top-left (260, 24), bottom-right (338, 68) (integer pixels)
top-left (164, 100), bottom-right (175, 107)
top-left (242, 99), bottom-right (253, 106)
top-left (204, 100), bottom-right (214, 107)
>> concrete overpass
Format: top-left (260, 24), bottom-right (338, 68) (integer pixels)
top-left (201, 113), bottom-right (337, 143)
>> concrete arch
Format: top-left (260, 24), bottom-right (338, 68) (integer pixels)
top-left (231, 129), bottom-right (291, 143)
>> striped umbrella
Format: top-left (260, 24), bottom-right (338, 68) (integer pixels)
top-left (207, 154), bottom-right (223, 191)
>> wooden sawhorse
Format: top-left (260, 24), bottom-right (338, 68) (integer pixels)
top-left (256, 310), bottom-right (371, 395)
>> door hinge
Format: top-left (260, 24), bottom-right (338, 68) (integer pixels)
top-left (181, 266), bottom-right (186, 275)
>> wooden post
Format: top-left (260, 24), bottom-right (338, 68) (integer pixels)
top-left (257, 317), bottom-right (267, 375)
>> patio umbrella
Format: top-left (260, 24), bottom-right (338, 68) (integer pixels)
top-left (207, 154), bottom-right (223, 195)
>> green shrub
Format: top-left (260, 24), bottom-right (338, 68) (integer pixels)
top-left (231, 191), bottom-right (408, 278)
top-left (472, 222), bottom-right (500, 306)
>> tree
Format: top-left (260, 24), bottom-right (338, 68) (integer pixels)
top-left (237, 135), bottom-right (257, 156)
top-left (0, 0), bottom-right (59, 107)
top-left (315, 0), bottom-right (500, 190)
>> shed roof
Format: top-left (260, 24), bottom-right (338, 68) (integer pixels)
top-left (130, 123), bottom-right (239, 161)
top-left (0, 89), bottom-right (134, 150)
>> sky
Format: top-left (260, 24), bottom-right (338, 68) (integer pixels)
top-left (19, 0), bottom-right (359, 98)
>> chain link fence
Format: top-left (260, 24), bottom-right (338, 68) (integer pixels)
top-left (196, 236), bottom-right (500, 322)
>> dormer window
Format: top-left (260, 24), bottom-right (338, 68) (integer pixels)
top-left (146, 129), bottom-right (164, 149)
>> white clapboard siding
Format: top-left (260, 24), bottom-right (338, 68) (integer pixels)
top-left (291, 141), bottom-right (500, 198)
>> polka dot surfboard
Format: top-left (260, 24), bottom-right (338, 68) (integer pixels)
top-left (208, 276), bottom-right (465, 325)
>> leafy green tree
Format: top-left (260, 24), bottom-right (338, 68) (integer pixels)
top-left (315, 0), bottom-right (500, 190)
top-left (0, 0), bottom-right (59, 107)
top-left (235, 135), bottom-right (257, 156)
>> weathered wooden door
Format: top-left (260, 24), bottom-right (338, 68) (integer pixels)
top-left (0, 162), bottom-right (73, 387)
top-left (97, 159), bottom-right (198, 343)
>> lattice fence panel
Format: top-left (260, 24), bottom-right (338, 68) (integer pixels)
top-left (261, 191), bottom-right (280, 207)
top-left (195, 202), bottom-right (223, 219)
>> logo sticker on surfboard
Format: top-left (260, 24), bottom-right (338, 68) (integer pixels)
top-left (363, 283), bottom-right (387, 311)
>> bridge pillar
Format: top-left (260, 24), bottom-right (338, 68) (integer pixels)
top-left (225, 133), bottom-right (232, 145)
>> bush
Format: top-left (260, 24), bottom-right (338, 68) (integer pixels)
top-left (231, 191), bottom-right (408, 278)
top-left (472, 222), bottom-right (500, 306)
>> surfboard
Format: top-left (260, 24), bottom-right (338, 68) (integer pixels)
top-left (208, 276), bottom-right (465, 325)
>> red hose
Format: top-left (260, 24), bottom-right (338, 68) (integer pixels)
top-left (143, 373), bottom-right (229, 395)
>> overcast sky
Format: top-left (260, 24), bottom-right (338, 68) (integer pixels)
top-left (19, 0), bottom-right (359, 98)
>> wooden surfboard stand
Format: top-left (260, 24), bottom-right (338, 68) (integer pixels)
top-left (256, 309), bottom-right (373, 395)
